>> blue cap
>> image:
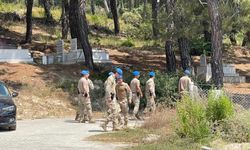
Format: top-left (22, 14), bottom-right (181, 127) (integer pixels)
top-left (116, 68), bottom-right (123, 75)
top-left (133, 71), bottom-right (140, 76)
top-left (149, 71), bottom-right (155, 77)
top-left (81, 70), bottom-right (89, 75)
top-left (184, 70), bottom-right (191, 75)
top-left (108, 72), bottom-right (114, 76)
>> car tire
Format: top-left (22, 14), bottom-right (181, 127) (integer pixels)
top-left (9, 126), bottom-right (16, 131)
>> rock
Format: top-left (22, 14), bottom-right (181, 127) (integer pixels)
top-left (201, 146), bottom-right (213, 150)
top-left (220, 143), bottom-right (250, 150)
top-left (142, 134), bottom-right (160, 143)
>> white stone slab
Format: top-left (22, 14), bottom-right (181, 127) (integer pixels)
top-left (0, 49), bottom-right (33, 63)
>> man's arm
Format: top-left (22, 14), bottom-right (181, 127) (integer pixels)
top-left (136, 80), bottom-right (143, 97)
top-left (126, 84), bottom-right (132, 104)
top-left (82, 79), bottom-right (89, 97)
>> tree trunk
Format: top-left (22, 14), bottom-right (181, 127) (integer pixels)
top-left (229, 33), bottom-right (237, 46)
top-left (202, 20), bottom-right (211, 42)
top-left (90, 0), bottom-right (95, 15)
top-left (207, 0), bottom-right (224, 88)
top-left (178, 37), bottom-right (191, 71)
top-left (165, 0), bottom-right (176, 72)
top-left (165, 40), bottom-right (176, 72)
top-left (25, 0), bottom-right (33, 43)
top-left (152, 0), bottom-right (159, 39)
top-left (128, 0), bottom-right (133, 11)
top-left (143, 0), bottom-right (147, 20)
top-left (61, 0), bottom-right (69, 39)
top-left (42, 0), bottom-right (54, 24)
top-left (103, 0), bottom-right (110, 15)
top-left (242, 31), bottom-right (250, 46)
top-left (110, 0), bottom-right (120, 35)
top-left (69, 0), bottom-right (94, 70)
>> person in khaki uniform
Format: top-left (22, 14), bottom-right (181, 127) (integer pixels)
top-left (130, 71), bottom-right (143, 120)
top-left (75, 76), bottom-right (94, 121)
top-left (116, 75), bottom-right (132, 127)
top-left (101, 68), bottom-right (123, 131)
top-left (77, 70), bottom-right (95, 123)
top-left (143, 71), bottom-right (156, 115)
top-left (178, 70), bottom-right (192, 98)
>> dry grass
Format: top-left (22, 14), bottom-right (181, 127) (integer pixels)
top-left (142, 107), bottom-right (176, 134)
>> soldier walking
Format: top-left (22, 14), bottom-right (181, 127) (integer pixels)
top-left (130, 71), bottom-right (143, 120)
top-left (101, 68), bottom-right (123, 131)
top-left (77, 70), bottom-right (95, 123)
top-left (178, 70), bottom-right (192, 98)
top-left (143, 71), bottom-right (156, 116)
top-left (116, 75), bottom-right (132, 127)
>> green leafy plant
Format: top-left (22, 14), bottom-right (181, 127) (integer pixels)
top-left (176, 95), bottom-right (211, 141)
top-left (121, 38), bottom-right (135, 47)
top-left (206, 90), bottom-right (234, 122)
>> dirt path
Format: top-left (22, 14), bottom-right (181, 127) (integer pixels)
top-left (0, 118), bottom-right (140, 150)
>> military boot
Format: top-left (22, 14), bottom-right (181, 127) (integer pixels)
top-left (135, 114), bottom-right (141, 120)
top-left (88, 117), bottom-right (96, 123)
top-left (101, 123), bottom-right (108, 132)
top-left (75, 113), bottom-right (80, 121)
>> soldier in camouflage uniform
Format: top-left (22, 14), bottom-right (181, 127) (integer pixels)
top-left (77, 70), bottom-right (95, 123)
top-left (130, 71), bottom-right (143, 120)
top-left (143, 71), bottom-right (156, 115)
top-left (116, 75), bottom-right (132, 127)
top-left (101, 68), bottom-right (123, 131)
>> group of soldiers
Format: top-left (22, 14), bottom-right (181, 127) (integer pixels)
top-left (76, 67), bottom-right (156, 131)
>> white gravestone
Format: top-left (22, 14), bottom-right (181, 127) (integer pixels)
top-left (200, 55), bottom-right (207, 66)
top-left (71, 38), bottom-right (77, 51)
top-left (56, 40), bottom-right (64, 63)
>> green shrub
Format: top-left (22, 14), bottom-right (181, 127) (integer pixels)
top-left (206, 90), bottom-right (234, 122)
top-left (190, 38), bottom-right (211, 56)
top-left (121, 12), bottom-right (142, 26)
top-left (216, 111), bottom-right (250, 142)
top-left (176, 95), bottom-right (211, 141)
top-left (124, 23), bottom-right (152, 40)
top-left (121, 38), bottom-right (135, 47)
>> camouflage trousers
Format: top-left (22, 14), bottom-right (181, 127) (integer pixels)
top-left (118, 99), bottom-right (129, 126)
top-left (143, 95), bottom-right (156, 115)
top-left (78, 94), bottom-right (93, 122)
top-left (103, 100), bottom-right (120, 129)
top-left (132, 93), bottom-right (140, 115)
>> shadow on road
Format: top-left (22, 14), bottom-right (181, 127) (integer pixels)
top-left (88, 130), bottom-right (105, 133)
top-left (0, 127), bottom-right (14, 132)
top-left (64, 120), bottom-right (79, 123)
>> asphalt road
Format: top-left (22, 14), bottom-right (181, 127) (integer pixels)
top-left (0, 118), bottom-right (136, 150)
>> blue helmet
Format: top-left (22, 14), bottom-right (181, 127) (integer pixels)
top-left (116, 68), bottom-right (123, 75)
top-left (149, 71), bottom-right (155, 77)
top-left (184, 70), bottom-right (191, 75)
top-left (108, 72), bottom-right (114, 76)
top-left (133, 71), bottom-right (140, 76)
top-left (81, 70), bottom-right (89, 75)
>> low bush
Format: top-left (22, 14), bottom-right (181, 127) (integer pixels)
top-left (121, 11), bottom-right (142, 26)
top-left (121, 38), bottom-right (135, 47)
top-left (216, 111), bottom-right (250, 142)
top-left (176, 95), bottom-right (211, 141)
top-left (206, 90), bottom-right (234, 122)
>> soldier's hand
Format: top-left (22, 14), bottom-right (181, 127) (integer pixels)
top-left (128, 100), bottom-right (132, 104)
top-left (140, 93), bottom-right (143, 98)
